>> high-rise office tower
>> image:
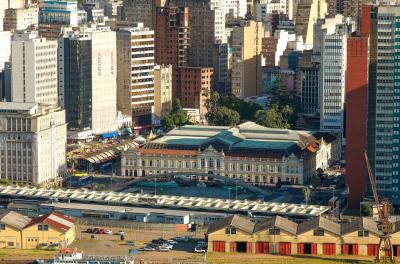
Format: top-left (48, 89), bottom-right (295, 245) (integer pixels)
top-left (231, 20), bottom-right (264, 98)
top-left (117, 24), bottom-right (155, 127)
top-left (153, 64), bottom-right (173, 122)
top-left (0, 31), bottom-right (11, 72)
top-left (319, 22), bottom-right (352, 135)
top-left (0, 0), bottom-right (25, 31)
top-left (366, 6), bottom-right (400, 204)
top-left (58, 25), bottom-right (117, 137)
top-left (0, 102), bottom-right (66, 186)
top-left (11, 31), bottom-right (58, 106)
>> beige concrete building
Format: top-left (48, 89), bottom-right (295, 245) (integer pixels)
top-left (294, 0), bottom-right (327, 47)
top-left (11, 31), bottom-right (58, 106)
top-left (122, 0), bottom-right (154, 28)
top-left (207, 214), bottom-right (395, 257)
top-left (153, 64), bottom-right (173, 122)
top-left (3, 5), bottom-right (38, 32)
top-left (0, 102), bottom-right (66, 186)
top-left (231, 20), bottom-right (265, 98)
top-left (121, 122), bottom-right (340, 184)
top-left (117, 24), bottom-right (155, 127)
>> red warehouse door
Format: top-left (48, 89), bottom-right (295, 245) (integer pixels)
top-left (230, 242), bottom-right (237, 253)
top-left (367, 244), bottom-right (378, 257)
top-left (353, 244), bottom-right (358, 256)
top-left (279, 242), bottom-right (291, 255)
top-left (323, 243), bottom-right (336, 255)
top-left (255, 242), bottom-right (269, 254)
top-left (213, 241), bottom-right (226, 252)
top-left (311, 243), bottom-right (317, 255)
top-left (297, 243), bottom-right (304, 254)
top-left (246, 242), bottom-right (253, 253)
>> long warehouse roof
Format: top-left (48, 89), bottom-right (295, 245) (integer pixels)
top-left (0, 185), bottom-right (330, 217)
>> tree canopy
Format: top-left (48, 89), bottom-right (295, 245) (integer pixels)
top-left (206, 106), bottom-right (240, 126)
top-left (254, 105), bottom-right (290, 129)
top-left (160, 99), bottom-right (191, 131)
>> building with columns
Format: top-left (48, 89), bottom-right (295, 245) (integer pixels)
top-left (121, 122), bottom-right (340, 185)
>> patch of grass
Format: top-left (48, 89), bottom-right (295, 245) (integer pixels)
top-left (0, 248), bottom-right (54, 260)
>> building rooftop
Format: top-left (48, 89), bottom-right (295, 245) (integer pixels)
top-left (0, 211), bottom-right (32, 230)
top-left (142, 122), bottom-right (337, 159)
top-left (207, 214), bottom-right (394, 236)
top-left (0, 185), bottom-right (330, 217)
top-left (25, 212), bottom-right (75, 232)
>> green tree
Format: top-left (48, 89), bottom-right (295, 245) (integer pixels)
top-left (204, 91), bottom-right (220, 113)
top-left (360, 204), bottom-right (373, 217)
top-left (254, 105), bottom-right (290, 129)
top-left (206, 107), bottom-right (240, 126)
top-left (171, 99), bottom-right (183, 114)
top-left (310, 173), bottom-right (322, 188)
top-left (0, 179), bottom-right (11, 186)
top-left (93, 183), bottom-right (105, 191)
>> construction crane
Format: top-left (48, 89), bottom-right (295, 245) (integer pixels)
top-left (364, 151), bottom-right (395, 262)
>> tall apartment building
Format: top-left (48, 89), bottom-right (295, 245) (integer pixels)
top-left (3, 5), bottom-right (39, 32)
top-left (117, 24), bottom-right (155, 127)
top-left (153, 64), bottom-right (173, 122)
top-left (154, 5), bottom-right (189, 68)
top-left (176, 67), bottom-right (213, 115)
top-left (0, 102), bottom-right (66, 186)
top-left (122, 0), bottom-right (154, 28)
top-left (319, 26), bottom-right (348, 135)
top-left (366, 6), bottom-right (400, 204)
top-left (294, 0), bottom-right (327, 47)
top-left (171, 0), bottom-right (226, 67)
top-left (11, 31), bottom-right (58, 106)
top-left (58, 26), bottom-right (117, 137)
top-left (38, 0), bottom-right (81, 39)
top-left (231, 20), bottom-right (264, 98)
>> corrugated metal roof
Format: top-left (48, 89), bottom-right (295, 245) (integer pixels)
top-left (0, 211), bottom-right (31, 230)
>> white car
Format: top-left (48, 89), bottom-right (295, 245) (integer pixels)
top-left (105, 230), bottom-right (113, 235)
top-left (143, 245), bottom-right (156, 251)
top-left (194, 246), bottom-right (207, 253)
top-left (167, 239), bottom-right (178, 245)
top-left (117, 230), bottom-right (125, 235)
top-left (158, 245), bottom-right (171, 252)
top-left (162, 243), bottom-right (173, 249)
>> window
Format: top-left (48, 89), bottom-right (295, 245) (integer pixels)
top-left (7, 242), bottom-right (13, 247)
top-left (313, 228), bottom-right (324, 236)
top-left (225, 227), bottom-right (236, 234)
top-left (38, 224), bottom-right (48, 231)
top-left (358, 230), bottom-right (369, 237)
top-left (269, 227), bottom-right (280, 235)
top-left (0, 224), bottom-right (5, 230)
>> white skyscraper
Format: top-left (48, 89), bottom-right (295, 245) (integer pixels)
top-left (320, 24), bottom-right (349, 135)
top-left (11, 31), bottom-right (58, 106)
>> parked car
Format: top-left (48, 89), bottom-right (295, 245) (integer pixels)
top-left (197, 241), bottom-right (207, 246)
top-left (98, 229), bottom-right (105, 234)
top-left (93, 228), bottom-right (99, 234)
top-left (162, 243), bottom-right (173, 250)
top-left (167, 239), bottom-right (178, 245)
top-left (172, 236), bottom-right (185, 242)
top-left (194, 246), bottom-right (207, 253)
top-left (117, 230), bottom-right (125, 235)
top-left (105, 230), bottom-right (113, 235)
top-left (158, 245), bottom-right (171, 252)
top-left (86, 228), bottom-right (93, 233)
top-left (143, 245), bottom-right (156, 251)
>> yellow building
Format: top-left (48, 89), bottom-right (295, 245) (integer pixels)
top-left (0, 211), bottom-right (31, 248)
top-left (0, 211), bottom-right (75, 249)
top-left (207, 214), bottom-right (399, 257)
top-left (22, 212), bottom-right (76, 249)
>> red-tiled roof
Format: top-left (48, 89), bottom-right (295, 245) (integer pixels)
top-left (25, 212), bottom-right (75, 232)
top-left (137, 148), bottom-right (197, 156)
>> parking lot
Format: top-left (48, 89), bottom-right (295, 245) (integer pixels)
top-left (71, 224), bottom-right (207, 263)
